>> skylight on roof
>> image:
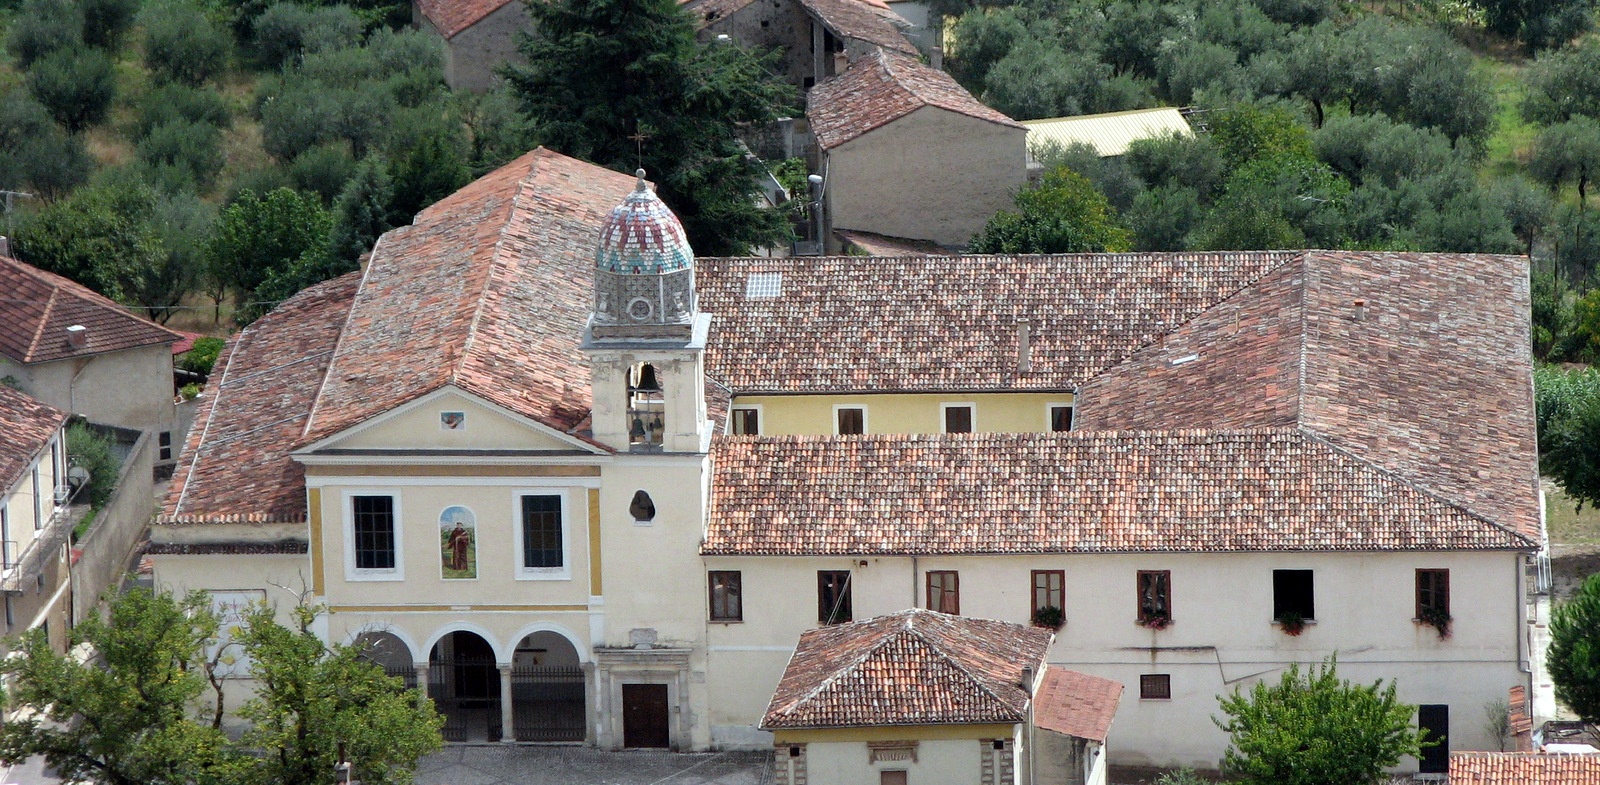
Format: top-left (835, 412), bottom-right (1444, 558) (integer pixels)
top-left (746, 272), bottom-right (782, 299)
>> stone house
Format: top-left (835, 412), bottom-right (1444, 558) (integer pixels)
top-left (807, 48), bottom-right (1027, 248)
top-left (0, 254), bottom-right (183, 467)
top-left (684, 0), bottom-right (918, 93)
top-left (413, 0), bottom-right (530, 91)
top-left (154, 147), bottom-right (1542, 772)
top-left (0, 386), bottom-right (73, 653)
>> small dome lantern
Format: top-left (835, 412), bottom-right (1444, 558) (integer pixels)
top-left (592, 170), bottom-right (697, 328)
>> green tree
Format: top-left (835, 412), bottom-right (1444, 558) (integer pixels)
top-left (1551, 573), bottom-right (1600, 723)
top-left (137, 121), bottom-right (226, 189)
top-left (1535, 365), bottom-right (1600, 510)
top-left (233, 602), bottom-right (442, 785)
top-left (10, 182), bottom-right (164, 299)
top-left (0, 89), bottom-right (92, 200)
top-left (80, 0), bottom-right (139, 48)
top-left (135, 192), bottom-right (214, 322)
top-left (1214, 657), bottom-right (1427, 785)
top-left (1530, 117), bottom-right (1600, 207)
top-left (177, 336), bottom-right (225, 375)
top-left (206, 188), bottom-right (332, 322)
top-left (1524, 40), bottom-right (1600, 126)
top-left (1208, 102), bottom-right (1314, 170)
top-left (5, 0), bottom-right (82, 69)
top-left (25, 48), bottom-right (115, 133)
top-left (385, 123), bottom-right (467, 220)
top-left (328, 157), bottom-right (393, 266)
top-left (66, 421), bottom-right (118, 507)
top-left (1476, 0), bottom-right (1596, 50)
top-left (250, 3), bottom-right (362, 69)
top-left (134, 85), bottom-right (233, 141)
top-left (0, 589), bottom-right (237, 785)
top-left (505, 0), bottom-right (798, 256)
top-left (970, 167), bottom-right (1132, 254)
top-left (1495, 176), bottom-right (1556, 258)
top-left (141, 0), bottom-right (233, 86)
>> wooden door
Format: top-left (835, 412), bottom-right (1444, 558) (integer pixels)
top-left (622, 684), bottom-right (670, 748)
top-left (1418, 704), bottom-right (1449, 774)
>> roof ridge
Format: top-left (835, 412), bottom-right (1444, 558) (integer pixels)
top-left (772, 613), bottom-right (920, 721)
top-left (1297, 427), bottom-right (1536, 548)
top-left (451, 163), bottom-right (532, 389)
top-left (301, 235), bottom-right (385, 441)
top-left (174, 324), bottom-right (245, 517)
top-left (1292, 250), bottom-right (1312, 426)
top-left (25, 282), bottom-right (60, 362)
top-left (904, 614), bottom-right (1021, 715)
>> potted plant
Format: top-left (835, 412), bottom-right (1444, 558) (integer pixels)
top-left (1031, 605), bottom-right (1065, 630)
top-left (1275, 610), bottom-right (1306, 636)
top-left (1418, 606), bottom-right (1452, 639)
top-left (1138, 614), bottom-right (1170, 630)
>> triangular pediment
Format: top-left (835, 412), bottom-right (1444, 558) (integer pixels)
top-left (298, 386), bottom-right (602, 455)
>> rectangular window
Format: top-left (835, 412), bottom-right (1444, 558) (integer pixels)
top-left (835, 407), bottom-right (865, 435)
top-left (1139, 674), bottom-right (1171, 700)
top-left (943, 404), bottom-right (973, 434)
top-left (709, 571), bottom-right (742, 622)
top-left (351, 495), bottom-right (396, 570)
top-left (1137, 570), bottom-right (1170, 622)
top-left (926, 570), bottom-right (960, 614)
top-left (158, 431), bottom-right (171, 462)
top-left (1049, 404), bottom-right (1074, 432)
top-left (521, 494), bottom-right (564, 569)
top-left (818, 570), bottom-right (852, 624)
top-left (880, 772), bottom-right (907, 785)
top-left (1273, 569), bottom-right (1315, 620)
top-left (730, 407), bottom-right (761, 436)
top-left (1417, 569), bottom-right (1449, 618)
top-left (1032, 570), bottom-right (1064, 614)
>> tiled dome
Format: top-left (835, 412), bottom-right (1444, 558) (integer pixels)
top-left (596, 170), bottom-right (694, 274)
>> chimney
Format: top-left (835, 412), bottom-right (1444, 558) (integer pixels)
top-left (1016, 319), bottom-right (1032, 373)
top-left (0, 235), bottom-right (10, 257)
top-left (66, 324), bottom-right (87, 348)
top-left (1352, 299), bottom-right (1367, 321)
top-left (929, 46), bottom-right (943, 71)
top-left (1020, 665), bottom-right (1035, 691)
top-left (833, 51), bottom-right (849, 75)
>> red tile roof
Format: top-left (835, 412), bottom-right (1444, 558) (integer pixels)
top-left (702, 429), bottom-right (1532, 555)
top-left (761, 609), bottom-right (1052, 729)
top-left (698, 252), bottom-right (1294, 393)
top-left (1032, 667), bottom-right (1122, 743)
top-left (808, 49), bottom-right (1021, 150)
top-left (797, 0), bottom-right (916, 57)
top-left (162, 273), bottom-right (361, 525)
top-left (415, 0), bottom-right (518, 39)
top-left (298, 148), bottom-right (637, 450)
top-left (1076, 251), bottom-right (1541, 542)
top-left (0, 386), bottom-right (68, 491)
top-left (1451, 753), bottom-right (1600, 784)
top-left (0, 255), bottom-right (181, 364)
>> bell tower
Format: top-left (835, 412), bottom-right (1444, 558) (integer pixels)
top-left (582, 171), bottom-right (711, 453)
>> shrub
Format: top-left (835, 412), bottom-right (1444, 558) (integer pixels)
top-left (286, 143), bottom-right (357, 205)
top-left (137, 120), bottom-right (225, 188)
top-left (251, 3), bottom-right (361, 69)
top-left (66, 422), bottom-right (118, 508)
top-left (80, 0), bottom-right (138, 48)
top-left (134, 85), bottom-right (232, 140)
top-left (27, 48), bottom-right (116, 133)
top-left (177, 336), bottom-right (225, 375)
top-left (141, 0), bottom-right (232, 86)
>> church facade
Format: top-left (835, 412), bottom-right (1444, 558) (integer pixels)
top-left (156, 148), bottom-right (1543, 771)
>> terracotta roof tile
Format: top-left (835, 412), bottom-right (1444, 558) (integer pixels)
top-left (1032, 666), bottom-right (1122, 743)
top-left (161, 273), bottom-right (361, 525)
top-left (703, 429), bottom-right (1532, 556)
top-left (145, 541), bottom-right (308, 555)
top-left (698, 252), bottom-right (1294, 393)
top-left (0, 255), bottom-right (181, 364)
top-left (797, 0), bottom-right (914, 55)
top-left (0, 386), bottom-right (68, 490)
top-left (299, 148), bottom-right (637, 450)
top-left (761, 609), bottom-right (1051, 729)
top-left (415, 0), bottom-right (518, 39)
top-left (808, 49), bottom-right (1019, 150)
top-left (1076, 251), bottom-right (1541, 542)
top-left (1451, 753), bottom-right (1600, 784)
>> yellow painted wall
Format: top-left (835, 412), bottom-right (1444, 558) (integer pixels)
top-left (731, 392), bottom-right (1074, 436)
top-left (328, 388), bottom-right (582, 451)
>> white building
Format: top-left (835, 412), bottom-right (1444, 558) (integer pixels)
top-left (155, 147), bottom-right (1542, 774)
top-left (0, 386), bottom-right (73, 653)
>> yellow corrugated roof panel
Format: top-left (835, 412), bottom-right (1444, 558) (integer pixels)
top-left (1022, 107), bottom-right (1192, 158)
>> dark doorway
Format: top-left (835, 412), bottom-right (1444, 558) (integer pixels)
top-left (429, 631), bottom-right (499, 742)
top-left (622, 684), bottom-right (670, 748)
top-left (1418, 704), bottom-right (1449, 774)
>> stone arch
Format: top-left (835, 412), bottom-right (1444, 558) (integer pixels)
top-left (423, 621), bottom-right (505, 665)
top-left (507, 621), bottom-right (588, 664)
top-left (345, 622), bottom-right (422, 665)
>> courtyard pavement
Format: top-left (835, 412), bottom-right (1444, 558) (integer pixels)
top-left (413, 746), bottom-right (773, 785)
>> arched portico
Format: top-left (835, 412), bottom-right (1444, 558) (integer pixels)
top-left (351, 628), bottom-right (417, 688)
top-left (429, 630), bottom-right (499, 742)
top-left (507, 628), bottom-right (587, 742)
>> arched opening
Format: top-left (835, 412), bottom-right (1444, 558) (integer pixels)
top-left (629, 490), bottom-right (656, 522)
top-left (429, 631), bottom-right (498, 742)
top-left (353, 630), bottom-right (416, 688)
top-left (627, 362), bottom-right (665, 450)
top-left (509, 631), bottom-right (586, 742)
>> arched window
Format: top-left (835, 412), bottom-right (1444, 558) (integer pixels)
top-left (627, 363), bottom-right (665, 448)
top-left (629, 491), bottom-right (656, 522)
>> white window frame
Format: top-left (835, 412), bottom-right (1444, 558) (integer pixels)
top-left (940, 402), bottom-right (976, 434)
top-left (729, 404), bottom-right (764, 436)
top-left (513, 489), bottom-right (571, 581)
top-left (1046, 402), bottom-right (1075, 432)
top-left (343, 490), bottom-right (405, 582)
top-left (832, 404), bottom-right (868, 436)
top-left (31, 466), bottom-right (41, 531)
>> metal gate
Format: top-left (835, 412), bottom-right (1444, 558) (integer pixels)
top-left (429, 658), bottom-right (501, 742)
top-left (511, 665), bottom-right (585, 742)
